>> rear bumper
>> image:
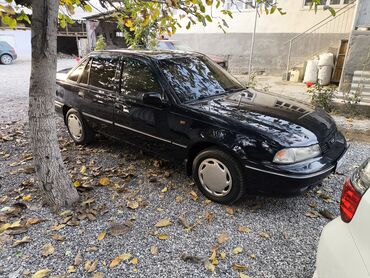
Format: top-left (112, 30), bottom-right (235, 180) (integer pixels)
top-left (244, 131), bottom-right (347, 194)
top-left (314, 218), bottom-right (369, 278)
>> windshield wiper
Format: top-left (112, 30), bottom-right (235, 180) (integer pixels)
top-left (224, 87), bottom-right (245, 93)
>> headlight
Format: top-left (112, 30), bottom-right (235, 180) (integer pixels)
top-left (273, 144), bottom-right (321, 164)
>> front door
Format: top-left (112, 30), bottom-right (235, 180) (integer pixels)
top-left (113, 56), bottom-right (175, 156)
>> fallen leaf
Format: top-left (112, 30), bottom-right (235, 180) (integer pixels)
top-left (225, 206), bottom-right (234, 215)
top-left (84, 260), bottom-right (98, 272)
top-left (305, 211), bottom-right (320, 218)
top-left (154, 219), bottom-right (172, 228)
top-left (250, 254), bottom-right (257, 259)
top-left (158, 234), bottom-right (169, 240)
top-left (93, 272), bottom-right (104, 278)
top-left (26, 217), bottom-right (41, 226)
top-left (204, 211), bottom-right (214, 223)
top-left (130, 257), bottom-right (138, 265)
top-left (51, 224), bottom-right (66, 231)
top-left (22, 195), bottom-right (32, 201)
top-left (189, 191), bottom-right (198, 201)
top-left (217, 233), bottom-right (230, 244)
top-left (150, 245), bottom-right (158, 255)
top-left (97, 231), bottom-right (106, 241)
top-left (204, 260), bottom-right (215, 272)
top-left (259, 232), bottom-right (270, 239)
top-left (41, 243), bottom-right (55, 256)
top-left (220, 251), bottom-right (226, 260)
top-left (178, 215), bottom-right (191, 229)
top-left (180, 253), bottom-right (203, 263)
top-left (109, 256), bottom-right (122, 268)
top-left (74, 251), bottom-right (82, 266)
top-left (161, 187), bottom-right (168, 193)
top-left (99, 177), bottom-right (110, 186)
top-left (109, 222), bottom-right (132, 236)
top-left (80, 165), bottom-right (87, 175)
top-left (51, 233), bottom-right (65, 241)
top-left (232, 246), bottom-right (243, 255)
top-left (73, 181), bottom-right (81, 188)
top-left (232, 263), bottom-right (249, 271)
top-left (12, 236), bottom-right (30, 247)
top-left (240, 273), bottom-right (251, 278)
top-left (67, 265), bottom-right (76, 273)
top-left (319, 209), bottom-right (335, 220)
top-left (238, 226), bottom-right (251, 233)
top-left (175, 196), bottom-right (183, 203)
top-left (32, 269), bottom-right (51, 278)
top-left (127, 200), bottom-right (139, 210)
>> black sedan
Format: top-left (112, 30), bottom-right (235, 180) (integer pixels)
top-left (55, 50), bottom-right (347, 204)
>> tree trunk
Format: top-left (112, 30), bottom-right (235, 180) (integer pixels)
top-left (29, 0), bottom-right (79, 209)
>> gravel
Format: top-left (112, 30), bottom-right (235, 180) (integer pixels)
top-left (1, 60), bottom-right (370, 278)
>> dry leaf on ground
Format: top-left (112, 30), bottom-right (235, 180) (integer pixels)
top-left (154, 219), bottom-right (172, 228)
top-left (97, 231), bottom-right (106, 241)
top-left (217, 233), bottom-right (230, 244)
top-left (31, 269), bottom-right (51, 278)
top-left (41, 243), bottom-right (55, 256)
top-left (84, 260), bottom-right (98, 272)
top-left (232, 246), bottom-right (244, 255)
top-left (150, 245), bottom-right (158, 255)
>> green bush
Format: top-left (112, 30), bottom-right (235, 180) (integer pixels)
top-left (307, 84), bottom-right (336, 112)
top-left (94, 35), bottom-right (106, 51)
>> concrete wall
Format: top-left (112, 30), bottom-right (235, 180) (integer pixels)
top-left (173, 32), bottom-right (349, 74)
top-left (173, 0), bottom-right (355, 74)
top-left (0, 29), bottom-right (31, 60)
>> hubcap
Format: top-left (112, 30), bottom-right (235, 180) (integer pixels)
top-left (67, 114), bottom-right (83, 140)
top-left (198, 158), bottom-right (232, 197)
top-left (1, 55), bottom-right (12, 65)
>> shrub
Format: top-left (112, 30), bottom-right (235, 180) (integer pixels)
top-left (94, 35), bottom-right (106, 51)
top-left (307, 84), bottom-right (336, 112)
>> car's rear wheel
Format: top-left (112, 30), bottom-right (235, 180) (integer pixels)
top-left (1, 54), bottom-right (13, 65)
top-left (65, 109), bottom-right (94, 144)
top-left (192, 147), bottom-right (246, 204)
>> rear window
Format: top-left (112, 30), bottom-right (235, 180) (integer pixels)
top-left (89, 56), bottom-right (120, 91)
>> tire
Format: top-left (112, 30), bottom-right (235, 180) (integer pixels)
top-left (192, 147), bottom-right (246, 204)
top-left (65, 108), bottom-right (94, 144)
top-left (1, 54), bottom-right (13, 65)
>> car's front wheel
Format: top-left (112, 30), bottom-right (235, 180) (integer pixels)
top-left (0, 54), bottom-right (13, 65)
top-left (65, 109), bottom-right (94, 144)
top-left (192, 147), bottom-right (246, 204)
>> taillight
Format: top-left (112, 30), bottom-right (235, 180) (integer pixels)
top-left (340, 178), bottom-right (362, 223)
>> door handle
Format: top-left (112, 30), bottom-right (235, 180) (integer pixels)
top-left (78, 91), bottom-right (85, 98)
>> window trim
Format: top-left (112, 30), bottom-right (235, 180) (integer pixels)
top-left (66, 57), bottom-right (90, 84)
top-left (302, 0), bottom-right (351, 8)
top-left (224, 0), bottom-right (277, 12)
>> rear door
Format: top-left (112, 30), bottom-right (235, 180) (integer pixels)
top-left (81, 54), bottom-right (120, 135)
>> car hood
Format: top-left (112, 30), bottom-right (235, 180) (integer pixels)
top-left (184, 89), bottom-right (336, 147)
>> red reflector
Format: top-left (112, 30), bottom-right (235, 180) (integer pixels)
top-left (340, 178), bottom-right (362, 223)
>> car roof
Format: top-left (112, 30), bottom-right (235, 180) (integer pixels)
top-left (91, 49), bottom-right (203, 60)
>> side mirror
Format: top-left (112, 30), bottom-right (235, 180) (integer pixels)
top-left (142, 92), bottom-right (167, 107)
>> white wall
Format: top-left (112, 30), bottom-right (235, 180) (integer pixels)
top-left (0, 29), bottom-right (31, 60)
top-left (176, 0), bottom-right (355, 34)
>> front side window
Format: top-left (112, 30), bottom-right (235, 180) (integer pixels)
top-left (89, 56), bottom-right (120, 91)
top-left (159, 56), bottom-right (244, 103)
top-left (68, 59), bottom-right (88, 82)
top-left (120, 58), bottom-right (162, 99)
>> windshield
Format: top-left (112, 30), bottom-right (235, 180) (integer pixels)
top-left (158, 56), bottom-right (244, 103)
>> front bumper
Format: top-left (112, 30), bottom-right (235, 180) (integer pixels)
top-left (244, 131), bottom-right (347, 194)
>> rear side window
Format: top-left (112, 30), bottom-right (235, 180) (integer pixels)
top-left (89, 56), bottom-right (119, 91)
top-left (120, 58), bottom-right (161, 99)
top-left (68, 59), bottom-right (88, 82)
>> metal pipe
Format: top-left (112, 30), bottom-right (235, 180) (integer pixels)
top-left (285, 40), bottom-right (293, 81)
top-left (248, 5), bottom-right (258, 81)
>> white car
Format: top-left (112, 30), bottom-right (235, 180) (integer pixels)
top-left (314, 158), bottom-right (370, 278)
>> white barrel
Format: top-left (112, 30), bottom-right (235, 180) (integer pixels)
top-left (318, 53), bottom-right (334, 67)
top-left (318, 65), bottom-right (333, 85)
top-left (303, 59), bottom-right (319, 83)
